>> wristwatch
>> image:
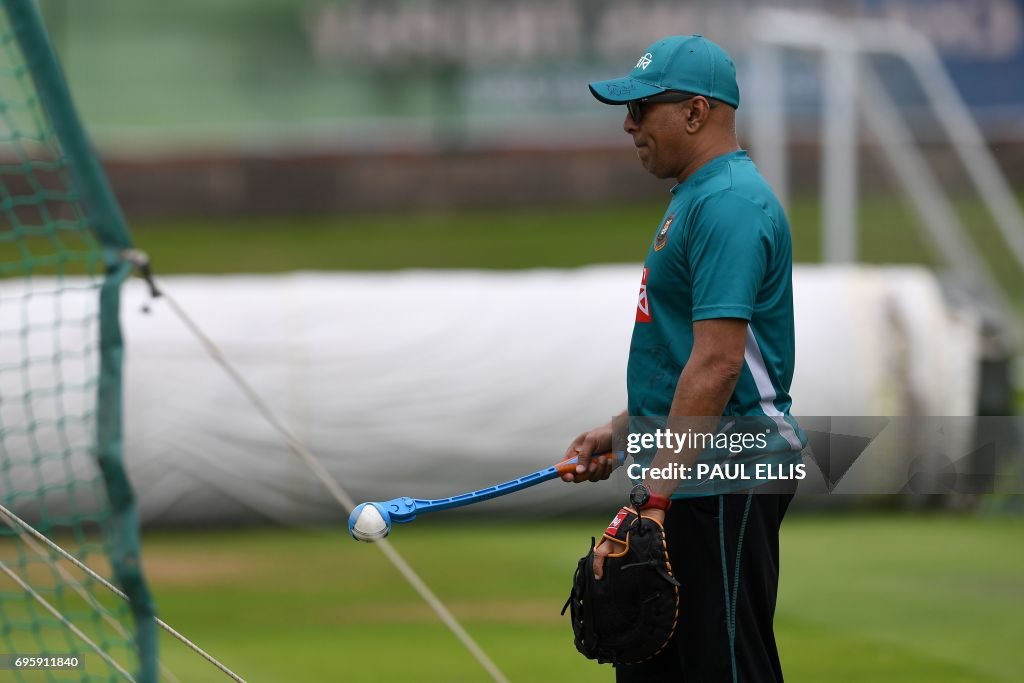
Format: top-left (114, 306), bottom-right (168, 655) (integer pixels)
top-left (629, 483), bottom-right (671, 512)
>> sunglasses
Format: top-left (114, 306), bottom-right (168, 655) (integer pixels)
top-left (626, 91), bottom-right (713, 124)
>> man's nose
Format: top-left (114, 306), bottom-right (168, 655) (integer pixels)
top-left (623, 109), bottom-right (639, 134)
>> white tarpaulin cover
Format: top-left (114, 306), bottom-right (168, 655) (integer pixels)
top-left (0, 265), bottom-right (980, 524)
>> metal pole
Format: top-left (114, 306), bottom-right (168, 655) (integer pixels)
top-left (822, 46), bottom-right (858, 263)
top-left (748, 44), bottom-right (788, 208)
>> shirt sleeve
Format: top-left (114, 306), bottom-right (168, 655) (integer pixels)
top-left (686, 193), bottom-right (772, 322)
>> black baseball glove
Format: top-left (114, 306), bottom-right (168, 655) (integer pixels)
top-left (562, 506), bottom-right (680, 665)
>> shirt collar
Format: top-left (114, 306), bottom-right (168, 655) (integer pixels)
top-left (670, 149), bottom-right (748, 194)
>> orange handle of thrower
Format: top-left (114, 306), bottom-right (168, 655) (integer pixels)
top-left (554, 452), bottom-right (620, 476)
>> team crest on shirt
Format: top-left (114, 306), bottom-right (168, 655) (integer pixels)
top-left (654, 214), bottom-right (674, 251)
top-left (636, 267), bottom-right (651, 323)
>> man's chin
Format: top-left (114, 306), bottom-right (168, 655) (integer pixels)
top-left (645, 164), bottom-right (676, 180)
top-left (637, 154), bottom-right (675, 179)
top-left (636, 152), bottom-right (657, 175)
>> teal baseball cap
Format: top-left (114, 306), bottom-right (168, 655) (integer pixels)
top-left (589, 35), bottom-right (740, 109)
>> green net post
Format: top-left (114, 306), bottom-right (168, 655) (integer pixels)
top-left (2, 0), bottom-right (158, 680)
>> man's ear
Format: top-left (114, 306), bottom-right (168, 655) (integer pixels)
top-left (683, 98), bottom-right (712, 133)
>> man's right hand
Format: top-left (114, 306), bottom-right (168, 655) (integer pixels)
top-left (561, 423), bottom-right (616, 483)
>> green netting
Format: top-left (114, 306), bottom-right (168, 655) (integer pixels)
top-left (0, 1), bottom-right (156, 681)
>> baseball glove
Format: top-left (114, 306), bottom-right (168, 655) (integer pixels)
top-left (562, 506), bottom-right (680, 665)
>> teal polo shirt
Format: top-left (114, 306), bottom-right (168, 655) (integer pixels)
top-left (627, 150), bottom-right (805, 485)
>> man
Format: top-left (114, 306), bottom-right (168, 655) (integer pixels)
top-left (562, 35), bottom-right (805, 681)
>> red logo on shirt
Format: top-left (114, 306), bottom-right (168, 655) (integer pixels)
top-left (636, 267), bottom-right (651, 323)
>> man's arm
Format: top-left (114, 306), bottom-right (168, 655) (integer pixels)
top-left (643, 317), bottom-right (747, 500)
top-left (566, 318), bottom-right (746, 488)
top-left (592, 318), bottom-right (746, 579)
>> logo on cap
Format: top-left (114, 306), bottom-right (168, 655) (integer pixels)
top-left (635, 52), bottom-right (653, 70)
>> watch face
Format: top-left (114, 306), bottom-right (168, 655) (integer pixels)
top-left (629, 484), bottom-right (650, 508)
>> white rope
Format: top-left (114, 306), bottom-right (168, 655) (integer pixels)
top-left (0, 504), bottom-right (246, 683)
top-left (0, 509), bottom-right (182, 683)
top-left (0, 559), bottom-right (136, 681)
top-left (157, 288), bottom-right (511, 683)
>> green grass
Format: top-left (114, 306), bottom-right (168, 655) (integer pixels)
top-left (122, 194), bottom-right (1022, 301)
top-left (80, 514), bottom-right (1018, 682)
top-left (4, 195), bottom-right (1022, 305)
top-left (129, 204), bottom-right (663, 273)
top-left (122, 195), bottom-right (944, 272)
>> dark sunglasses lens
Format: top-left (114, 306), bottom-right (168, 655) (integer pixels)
top-left (627, 101), bottom-right (641, 122)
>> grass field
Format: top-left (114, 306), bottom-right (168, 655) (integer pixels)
top-left (96, 513), bottom-right (1021, 683)
top-left (127, 195), bottom-right (1013, 282)
top-left (4, 194), bottom-right (1021, 308)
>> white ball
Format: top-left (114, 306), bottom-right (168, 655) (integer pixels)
top-left (350, 503), bottom-right (390, 542)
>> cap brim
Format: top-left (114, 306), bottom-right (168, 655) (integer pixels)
top-left (588, 77), bottom-right (666, 104)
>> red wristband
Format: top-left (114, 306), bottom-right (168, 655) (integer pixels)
top-left (640, 494), bottom-right (672, 512)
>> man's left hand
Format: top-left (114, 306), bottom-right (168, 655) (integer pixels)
top-left (593, 507), bottom-right (666, 579)
top-left (565, 503), bottom-right (679, 665)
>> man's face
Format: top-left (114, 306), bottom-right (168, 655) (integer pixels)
top-left (623, 98), bottom-right (698, 180)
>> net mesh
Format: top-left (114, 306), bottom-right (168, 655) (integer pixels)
top-left (0, 1), bottom-right (155, 680)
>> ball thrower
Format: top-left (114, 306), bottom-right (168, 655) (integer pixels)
top-left (348, 451), bottom-right (624, 541)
